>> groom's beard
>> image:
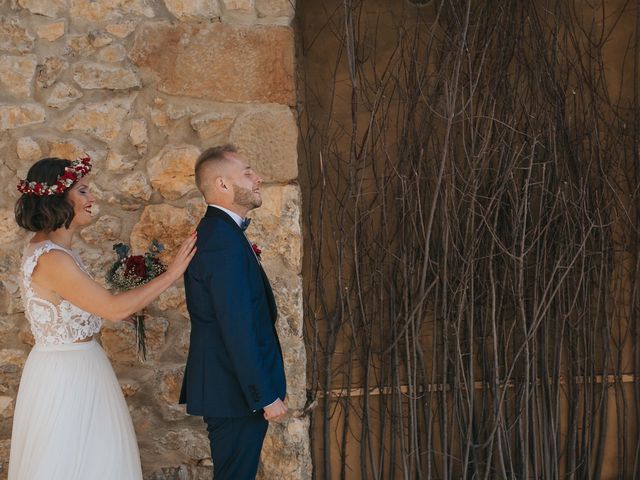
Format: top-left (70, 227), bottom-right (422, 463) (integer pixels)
top-left (233, 184), bottom-right (262, 211)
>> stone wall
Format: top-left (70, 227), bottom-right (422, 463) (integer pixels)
top-left (0, 1), bottom-right (310, 478)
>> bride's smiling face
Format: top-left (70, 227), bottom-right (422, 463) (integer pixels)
top-left (66, 178), bottom-right (95, 227)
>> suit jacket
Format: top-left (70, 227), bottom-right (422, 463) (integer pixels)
top-left (179, 206), bottom-right (286, 417)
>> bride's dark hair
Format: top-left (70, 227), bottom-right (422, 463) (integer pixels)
top-left (15, 158), bottom-right (76, 232)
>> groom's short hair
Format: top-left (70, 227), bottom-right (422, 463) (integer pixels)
top-left (195, 144), bottom-right (238, 193)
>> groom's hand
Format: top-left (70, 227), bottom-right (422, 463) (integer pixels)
top-left (263, 398), bottom-right (287, 422)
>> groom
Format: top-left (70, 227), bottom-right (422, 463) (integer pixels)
top-left (180, 144), bottom-right (287, 479)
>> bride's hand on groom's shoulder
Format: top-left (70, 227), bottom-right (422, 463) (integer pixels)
top-left (166, 232), bottom-right (198, 281)
top-left (263, 398), bottom-right (288, 422)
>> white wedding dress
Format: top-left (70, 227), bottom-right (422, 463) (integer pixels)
top-left (8, 240), bottom-right (143, 480)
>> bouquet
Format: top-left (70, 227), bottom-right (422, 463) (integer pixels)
top-left (106, 240), bottom-right (167, 361)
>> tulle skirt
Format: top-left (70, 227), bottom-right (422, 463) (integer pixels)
top-left (8, 339), bottom-right (143, 480)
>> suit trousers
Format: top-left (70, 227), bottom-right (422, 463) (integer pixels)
top-left (204, 412), bottom-right (269, 480)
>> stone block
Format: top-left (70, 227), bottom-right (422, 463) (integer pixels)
top-left (155, 365), bottom-right (186, 421)
top-left (149, 465), bottom-right (212, 480)
top-left (248, 184), bottom-right (302, 272)
top-left (65, 34), bottom-right (95, 57)
top-left (164, 0), bottom-right (220, 19)
top-left (0, 439), bottom-right (10, 475)
top-left (0, 396), bottom-right (14, 418)
top-left (46, 82), bottom-right (83, 109)
top-left (0, 17), bottom-right (34, 53)
top-left (172, 316), bottom-right (191, 356)
top-left (101, 315), bottom-right (168, 365)
top-left (0, 349), bottom-right (27, 387)
top-left (0, 104), bottom-right (45, 131)
top-left (256, 0), bottom-right (294, 19)
top-left (270, 274), bottom-right (302, 337)
top-left (116, 171), bottom-right (152, 201)
top-left (105, 149), bottom-right (135, 172)
top-left (146, 144), bottom-right (199, 200)
top-left (105, 21), bottom-right (137, 38)
top-left (223, 0), bottom-right (254, 11)
top-left (75, 242), bottom-right (115, 277)
top-left (120, 380), bottom-right (141, 398)
top-left (97, 44), bottom-right (127, 63)
top-left (0, 278), bottom-right (23, 316)
top-left (128, 118), bottom-right (148, 154)
top-left (186, 196), bottom-right (207, 221)
top-left (0, 55), bottom-right (37, 98)
top-left (48, 139), bottom-right (87, 160)
top-left (221, 0), bottom-right (256, 23)
top-left (62, 97), bottom-right (134, 142)
top-left (0, 55), bottom-right (37, 99)
top-left (0, 209), bottom-right (24, 246)
top-left (280, 336), bottom-right (306, 409)
top-left (150, 108), bottom-right (169, 128)
top-left (35, 21), bottom-right (65, 41)
top-left (36, 56), bottom-right (67, 89)
top-left (260, 416), bottom-right (311, 480)
top-left (130, 204), bottom-right (199, 259)
top-left (230, 105), bottom-right (298, 182)
top-left (0, 318), bottom-right (18, 341)
top-left (156, 286), bottom-right (186, 313)
top-left (156, 428), bottom-right (210, 461)
top-left (16, 137), bottom-right (42, 162)
top-left (0, 163), bottom-right (20, 200)
top-left (88, 31), bottom-right (112, 48)
top-left (18, 0), bottom-right (67, 17)
top-left (69, 0), bottom-right (154, 22)
top-left (129, 22), bottom-right (294, 105)
top-left (18, 324), bottom-right (34, 347)
top-left (80, 214), bottom-right (122, 245)
top-left (72, 62), bottom-right (141, 90)
top-left (190, 111), bottom-right (235, 142)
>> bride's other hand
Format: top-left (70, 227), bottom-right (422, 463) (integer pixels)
top-left (166, 232), bottom-right (197, 281)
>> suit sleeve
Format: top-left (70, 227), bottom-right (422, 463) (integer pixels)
top-left (201, 242), bottom-right (278, 411)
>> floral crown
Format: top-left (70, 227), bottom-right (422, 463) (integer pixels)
top-left (17, 156), bottom-right (92, 196)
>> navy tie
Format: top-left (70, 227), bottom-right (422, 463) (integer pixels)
top-left (240, 218), bottom-right (251, 231)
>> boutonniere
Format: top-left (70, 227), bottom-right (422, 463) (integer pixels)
top-left (252, 243), bottom-right (262, 259)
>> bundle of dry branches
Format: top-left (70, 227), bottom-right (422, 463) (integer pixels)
top-left (299, 0), bottom-right (640, 478)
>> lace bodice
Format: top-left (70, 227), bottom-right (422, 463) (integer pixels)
top-left (20, 241), bottom-right (102, 346)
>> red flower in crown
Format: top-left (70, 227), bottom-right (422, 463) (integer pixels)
top-left (252, 243), bottom-right (262, 259)
top-left (17, 155), bottom-right (92, 196)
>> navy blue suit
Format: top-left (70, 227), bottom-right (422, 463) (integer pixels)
top-left (180, 206), bottom-right (286, 479)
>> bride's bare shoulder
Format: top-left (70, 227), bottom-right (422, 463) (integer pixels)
top-left (32, 248), bottom-right (82, 278)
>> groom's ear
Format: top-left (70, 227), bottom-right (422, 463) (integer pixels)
top-left (216, 176), bottom-right (228, 191)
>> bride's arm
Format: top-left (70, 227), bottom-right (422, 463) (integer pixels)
top-left (32, 233), bottom-right (197, 322)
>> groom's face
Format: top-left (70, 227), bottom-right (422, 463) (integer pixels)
top-left (226, 153), bottom-right (263, 211)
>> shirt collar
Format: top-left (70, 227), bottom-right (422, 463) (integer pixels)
top-left (208, 204), bottom-right (245, 228)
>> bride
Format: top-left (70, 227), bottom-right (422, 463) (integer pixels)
top-left (9, 156), bottom-right (197, 479)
